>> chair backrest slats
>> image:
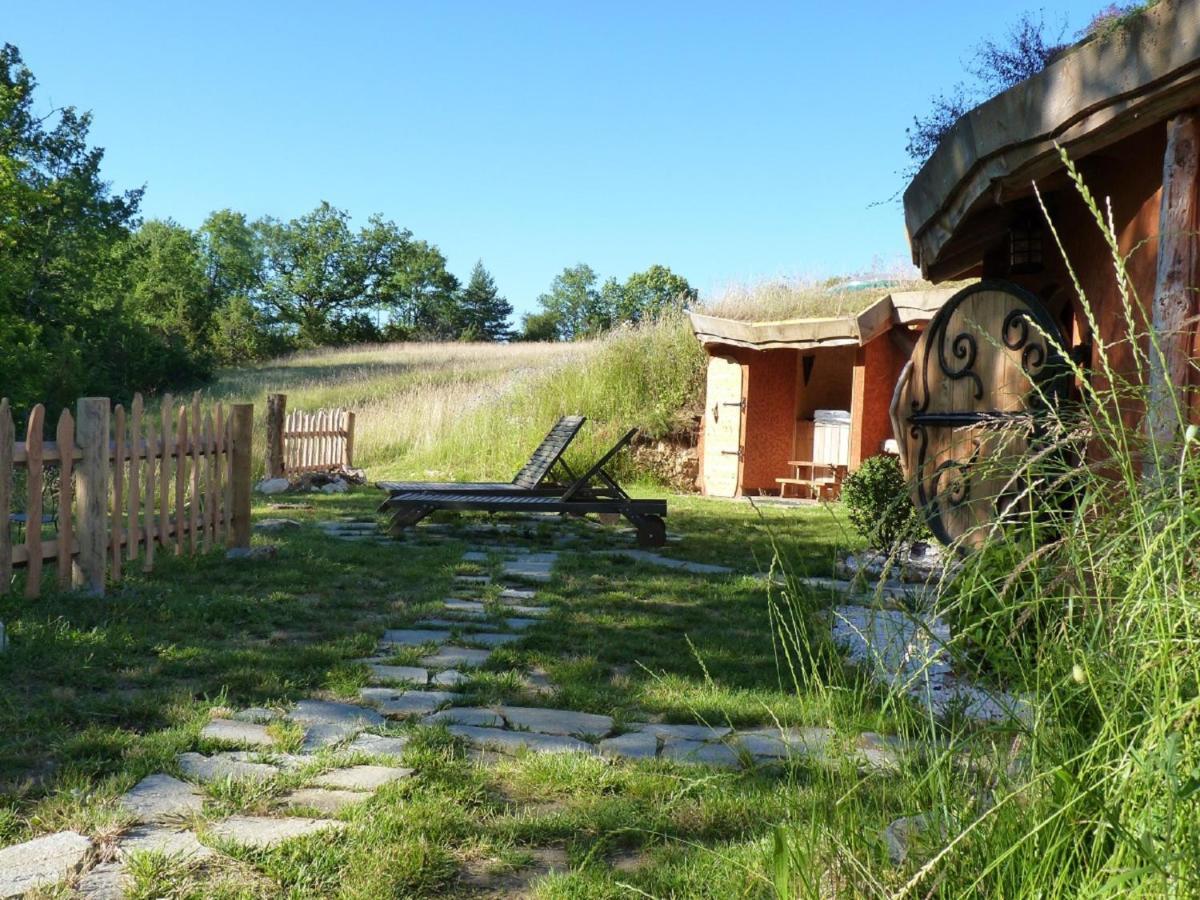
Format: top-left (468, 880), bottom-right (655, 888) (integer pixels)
top-left (511, 415), bottom-right (586, 490)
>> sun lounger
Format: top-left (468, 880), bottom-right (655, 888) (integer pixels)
top-left (376, 415), bottom-right (586, 497)
top-left (381, 428), bottom-right (667, 546)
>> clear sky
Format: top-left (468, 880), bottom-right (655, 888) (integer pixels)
top-left (7, 1), bottom-right (1105, 316)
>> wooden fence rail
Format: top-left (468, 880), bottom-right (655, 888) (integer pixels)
top-left (264, 393), bottom-right (355, 479)
top-left (0, 394), bottom-right (253, 598)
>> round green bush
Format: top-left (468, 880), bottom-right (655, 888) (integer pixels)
top-left (839, 454), bottom-right (929, 551)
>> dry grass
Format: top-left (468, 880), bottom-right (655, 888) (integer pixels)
top-left (699, 274), bottom-right (965, 322)
top-left (204, 341), bottom-right (596, 476)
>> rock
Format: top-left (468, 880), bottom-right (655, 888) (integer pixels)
top-left (423, 707), bottom-right (504, 728)
top-left (498, 588), bottom-right (537, 602)
top-left (380, 629), bottom-right (451, 647)
top-left (207, 816), bottom-right (345, 850)
top-left (365, 664), bottom-right (428, 685)
top-left (660, 740), bottom-right (742, 769)
top-left (346, 732), bottom-right (409, 757)
top-left (635, 722), bottom-right (732, 742)
top-left (232, 707), bottom-right (280, 723)
top-left (464, 633), bottom-right (521, 648)
top-left (75, 862), bottom-right (130, 899)
top-left (431, 669), bottom-right (469, 687)
top-left (255, 477), bottom-right (291, 495)
top-left (453, 574), bottom-right (491, 585)
top-left (496, 706), bottom-right (613, 738)
top-left (118, 774), bottom-right (205, 823)
top-left (313, 765), bottom-right (413, 791)
top-left (300, 722), bottom-right (360, 752)
top-left (376, 691), bottom-right (454, 718)
top-left (289, 700), bottom-right (385, 729)
top-left (0, 831), bottom-right (91, 898)
top-left (254, 518), bottom-right (302, 533)
top-left (419, 646), bottom-right (492, 669)
top-left (201, 718), bottom-right (276, 748)
top-left (177, 752), bottom-right (278, 784)
top-left (443, 600), bottom-right (488, 616)
top-left (598, 731), bottom-right (659, 760)
top-left (225, 545), bottom-right (277, 562)
top-left (278, 788), bottom-right (368, 815)
top-left (732, 727), bottom-right (834, 760)
top-left (447, 725), bottom-right (596, 756)
top-left (117, 824), bottom-right (212, 862)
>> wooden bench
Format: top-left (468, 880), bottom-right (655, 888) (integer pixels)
top-left (777, 461), bottom-right (846, 500)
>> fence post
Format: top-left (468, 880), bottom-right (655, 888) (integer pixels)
top-left (228, 404), bottom-right (253, 549)
top-left (75, 397), bottom-right (110, 595)
top-left (344, 411), bottom-right (356, 470)
top-left (265, 393), bottom-right (286, 479)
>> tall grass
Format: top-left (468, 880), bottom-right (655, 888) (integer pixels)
top-left (769, 153), bottom-right (1199, 896)
top-left (203, 314), bottom-right (705, 482)
top-left (699, 273), bottom-right (963, 322)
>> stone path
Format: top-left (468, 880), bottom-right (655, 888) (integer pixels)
top-left (0, 516), bottom-right (972, 897)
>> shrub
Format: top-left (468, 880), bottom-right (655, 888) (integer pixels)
top-left (839, 454), bottom-right (928, 552)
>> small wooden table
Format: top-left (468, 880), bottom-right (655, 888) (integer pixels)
top-left (776, 460), bottom-right (845, 500)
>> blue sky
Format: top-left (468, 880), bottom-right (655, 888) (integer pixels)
top-left (8, 1), bottom-right (1104, 316)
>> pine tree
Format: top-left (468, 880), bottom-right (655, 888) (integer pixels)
top-left (457, 261), bottom-right (513, 341)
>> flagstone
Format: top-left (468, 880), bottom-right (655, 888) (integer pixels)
top-left (366, 664), bottom-right (428, 685)
top-left (289, 699), bottom-right (385, 728)
top-left (300, 722), bottom-right (361, 752)
top-left (177, 752), bottom-right (279, 783)
top-left (0, 831), bottom-right (91, 899)
top-left (424, 707), bottom-right (504, 728)
top-left (496, 706), bottom-right (613, 738)
top-left (447, 725), bottom-right (596, 756)
top-left (598, 731), bottom-right (659, 760)
top-left (313, 764), bottom-right (413, 791)
top-left (117, 824), bottom-right (212, 862)
top-left (200, 718), bottom-right (276, 748)
top-left (420, 646), bottom-right (492, 669)
top-left (660, 740), bottom-right (743, 769)
top-left (443, 599), bottom-right (488, 616)
top-left (118, 774), bottom-right (205, 823)
top-left (380, 628), bottom-right (451, 647)
top-left (278, 788), bottom-right (368, 815)
top-left (346, 732), bottom-right (410, 757)
top-left (208, 816), bottom-right (345, 850)
top-left (232, 707), bottom-right (280, 723)
top-left (464, 632), bottom-right (521, 648)
top-left (431, 669), bottom-right (469, 687)
top-left (502, 617), bottom-right (539, 630)
top-left (376, 691), bottom-right (455, 718)
top-left (498, 588), bottom-right (537, 602)
top-left (732, 727), bottom-right (835, 759)
top-left (635, 722), bottom-right (732, 742)
top-left (75, 862), bottom-right (130, 900)
top-left (502, 605), bottom-right (551, 617)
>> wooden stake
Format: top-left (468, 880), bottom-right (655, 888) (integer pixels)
top-left (56, 409), bottom-right (75, 589)
top-left (228, 404), bottom-right (253, 549)
top-left (74, 398), bottom-right (109, 595)
top-left (266, 393), bottom-right (286, 479)
top-left (24, 405), bottom-right (44, 598)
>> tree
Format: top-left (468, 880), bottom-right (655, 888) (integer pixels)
top-left (617, 264), bottom-right (696, 324)
top-left (456, 261), bottom-right (512, 341)
top-left (121, 219), bottom-right (214, 356)
top-left (198, 209), bottom-right (263, 308)
top-left (376, 228), bottom-right (460, 339)
top-left (518, 310), bottom-right (562, 342)
top-left (534, 264), bottom-right (609, 340)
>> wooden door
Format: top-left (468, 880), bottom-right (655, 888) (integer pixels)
top-left (703, 356), bottom-right (745, 496)
top-left (890, 281), bottom-right (1070, 546)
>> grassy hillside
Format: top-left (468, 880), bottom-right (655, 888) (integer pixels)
top-left (204, 314), bottom-right (706, 482)
top-left (699, 274), bottom-right (969, 321)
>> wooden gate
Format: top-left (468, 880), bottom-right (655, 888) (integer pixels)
top-left (702, 356), bottom-right (745, 497)
top-left (890, 282), bottom-right (1070, 545)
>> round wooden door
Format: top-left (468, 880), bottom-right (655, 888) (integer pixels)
top-left (889, 281), bottom-right (1071, 546)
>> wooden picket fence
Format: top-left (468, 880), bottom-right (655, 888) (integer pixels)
top-left (0, 393), bottom-right (253, 598)
top-left (264, 393), bottom-right (355, 479)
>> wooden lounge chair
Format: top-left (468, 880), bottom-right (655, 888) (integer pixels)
top-left (380, 428), bottom-right (668, 547)
top-left (377, 415), bottom-right (586, 496)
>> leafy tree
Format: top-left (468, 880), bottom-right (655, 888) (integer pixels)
top-left (456, 261), bottom-right (512, 341)
top-left (198, 209), bottom-right (263, 308)
top-left (534, 264), bottom-right (610, 340)
top-left (616, 264), bottom-right (696, 324)
top-left (121, 219), bottom-right (214, 356)
top-left (518, 310), bottom-right (562, 342)
top-left (377, 230), bottom-right (460, 339)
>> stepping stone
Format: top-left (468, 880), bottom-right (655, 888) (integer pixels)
top-left (603, 550), bottom-right (734, 575)
top-left (201, 718), bottom-right (276, 748)
top-left (278, 788), bottom-right (368, 815)
top-left (503, 605), bottom-right (550, 617)
top-left (118, 774), bottom-right (205, 823)
top-left (503, 618), bottom-right (539, 631)
top-left (498, 588), bottom-right (537, 602)
top-left (599, 731), bottom-right (659, 760)
top-left (660, 740), bottom-right (743, 769)
top-left (346, 733), bottom-right (409, 757)
top-left (376, 691), bottom-right (455, 718)
top-left (366, 664), bottom-right (428, 685)
top-left (117, 824), bottom-right (213, 862)
top-left (424, 707), bottom-right (504, 728)
top-left (420, 646), bottom-right (492, 669)
top-left (380, 628), bottom-right (451, 647)
top-left (76, 861), bottom-right (130, 899)
top-left (412, 619), bottom-right (460, 629)
top-left (454, 575), bottom-right (491, 585)
top-left (0, 831), bottom-right (91, 898)
top-left (300, 722), bottom-right (361, 752)
top-left (461, 551), bottom-right (489, 562)
top-left (359, 687), bottom-right (404, 705)
top-left (431, 669), bottom-right (469, 687)
top-left (732, 727), bottom-right (834, 760)
top-left (464, 632), bottom-right (521, 648)
top-left (289, 700), bottom-right (385, 729)
top-left (635, 723), bottom-right (732, 742)
top-left (177, 752), bottom-right (279, 784)
top-left (496, 706), bottom-right (614, 738)
top-left (313, 765), bottom-right (413, 791)
top-left (232, 707), bottom-right (280, 723)
top-left (503, 569), bottom-right (552, 583)
top-left (208, 816), bottom-right (345, 850)
top-left (448, 725), bottom-right (596, 756)
top-left (443, 599), bottom-right (488, 616)
top-left (224, 751), bottom-right (309, 770)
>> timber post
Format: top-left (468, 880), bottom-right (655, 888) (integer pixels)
top-left (265, 393), bottom-right (287, 479)
top-left (228, 404), bottom-right (254, 549)
top-left (74, 397), bottom-right (110, 595)
top-left (344, 411), bottom-right (356, 469)
top-left (1146, 110), bottom-right (1200, 485)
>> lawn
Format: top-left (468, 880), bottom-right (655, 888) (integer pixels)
top-left (0, 489), bottom-right (934, 898)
